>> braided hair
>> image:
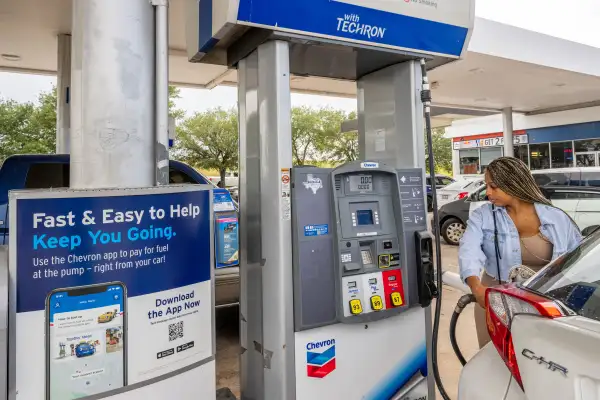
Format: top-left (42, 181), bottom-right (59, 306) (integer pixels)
top-left (485, 157), bottom-right (580, 231)
top-left (485, 157), bottom-right (551, 206)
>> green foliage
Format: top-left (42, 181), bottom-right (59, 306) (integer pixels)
top-left (168, 86), bottom-right (186, 121)
top-left (0, 85), bottom-right (183, 163)
top-left (0, 89), bottom-right (57, 162)
top-left (1, 85), bottom-right (453, 177)
top-left (173, 108), bottom-right (238, 183)
top-left (425, 127), bottom-right (453, 174)
top-left (291, 106), bottom-right (353, 165)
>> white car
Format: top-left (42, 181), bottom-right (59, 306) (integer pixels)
top-left (436, 178), bottom-right (484, 209)
top-left (459, 231), bottom-right (600, 400)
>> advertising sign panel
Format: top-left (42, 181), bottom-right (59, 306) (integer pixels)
top-left (452, 134), bottom-right (528, 150)
top-left (8, 186), bottom-right (214, 400)
top-left (235, 0), bottom-right (473, 57)
top-left (215, 216), bottom-right (239, 268)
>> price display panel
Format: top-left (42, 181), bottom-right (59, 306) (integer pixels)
top-left (349, 175), bottom-right (373, 192)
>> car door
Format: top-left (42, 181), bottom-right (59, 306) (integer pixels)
top-left (546, 190), bottom-right (579, 225)
top-left (573, 191), bottom-right (600, 234)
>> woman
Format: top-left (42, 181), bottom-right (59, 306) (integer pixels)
top-left (458, 157), bottom-right (582, 348)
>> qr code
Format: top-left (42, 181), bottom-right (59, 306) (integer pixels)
top-left (169, 321), bottom-right (184, 341)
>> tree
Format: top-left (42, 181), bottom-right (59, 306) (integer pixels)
top-left (326, 111), bottom-right (358, 164)
top-left (174, 108), bottom-right (238, 184)
top-left (168, 86), bottom-right (186, 121)
top-left (0, 89), bottom-right (57, 162)
top-left (425, 127), bottom-right (453, 174)
top-left (0, 85), bottom-right (184, 163)
top-left (291, 106), bottom-right (348, 165)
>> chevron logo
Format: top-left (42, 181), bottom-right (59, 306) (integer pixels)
top-left (306, 339), bottom-right (336, 378)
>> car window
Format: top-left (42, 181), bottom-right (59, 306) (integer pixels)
top-left (579, 192), bottom-right (600, 199)
top-left (426, 177), bottom-right (431, 186)
top-left (169, 169), bottom-right (197, 184)
top-left (438, 177), bottom-right (454, 185)
top-left (25, 163), bottom-right (70, 189)
top-left (582, 172), bottom-right (600, 187)
top-left (548, 191), bottom-right (575, 200)
top-left (525, 231), bottom-right (600, 322)
top-left (550, 191), bottom-right (600, 200)
top-left (533, 172), bottom-right (571, 187)
top-left (476, 188), bottom-right (487, 201)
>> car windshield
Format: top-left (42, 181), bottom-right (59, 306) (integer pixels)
top-left (525, 231), bottom-right (600, 322)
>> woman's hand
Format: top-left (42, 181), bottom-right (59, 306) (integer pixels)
top-left (466, 276), bottom-right (488, 308)
top-left (471, 283), bottom-right (488, 308)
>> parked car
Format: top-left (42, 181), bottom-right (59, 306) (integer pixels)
top-left (426, 174), bottom-right (455, 211)
top-left (435, 184), bottom-right (600, 245)
top-left (97, 310), bottom-right (117, 323)
top-left (436, 177), bottom-right (484, 209)
top-left (459, 229), bottom-right (600, 400)
top-left (0, 155), bottom-right (239, 307)
top-left (75, 342), bottom-right (96, 358)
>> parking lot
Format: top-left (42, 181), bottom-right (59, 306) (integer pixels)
top-left (214, 242), bottom-right (480, 399)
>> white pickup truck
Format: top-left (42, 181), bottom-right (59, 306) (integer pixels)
top-left (208, 171), bottom-right (239, 187)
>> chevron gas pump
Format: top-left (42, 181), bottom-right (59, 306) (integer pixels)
top-left (187, 1), bottom-right (475, 398)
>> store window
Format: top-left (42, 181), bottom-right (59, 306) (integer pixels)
top-left (574, 139), bottom-right (600, 152)
top-left (529, 143), bottom-right (550, 170)
top-left (459, 149), bottom-right (479, 174)
top-left (480, 147), bottom-right (503, 171)
top-left (550, 141), bottom-right (574, 168)
top-left (514, 145), bottom-right (529, 166)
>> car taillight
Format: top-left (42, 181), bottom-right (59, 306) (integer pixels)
top-left (485, 285), bottom-right (564, 390)
top-left (457, 191), bottom-right (469, 199)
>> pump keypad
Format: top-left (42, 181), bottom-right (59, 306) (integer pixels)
top-left (370, 295), bottom-right (383, 311)
top-left (390, 292), bottom-right (403, 307)
top-left (349, 299), bottom-right (363, 315)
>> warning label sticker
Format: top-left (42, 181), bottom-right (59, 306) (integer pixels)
top-left (281, 168), bottom-right (291, 221)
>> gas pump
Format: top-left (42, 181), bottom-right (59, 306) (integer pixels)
top-left (213, 189), bottom-right (239, 269)
top-left (186, 0), bottom-right (475, 398)
top-left (291, 163), bottom-right (437, 398)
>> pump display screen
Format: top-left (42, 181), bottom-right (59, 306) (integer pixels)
top-left (356, 210), bottom-right (374, 226)
top-left (349, 175), bottom-right (373, 192)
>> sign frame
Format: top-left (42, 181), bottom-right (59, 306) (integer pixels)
top-left (8, 185), bottom-right (215, 400)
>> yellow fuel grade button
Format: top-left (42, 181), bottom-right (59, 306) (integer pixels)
top-left (349, 299), bottom-right (363, 315)
top-left (371, 295), bottom-right (384, 311)
top-left (391, 292), bottom-right (403, 307)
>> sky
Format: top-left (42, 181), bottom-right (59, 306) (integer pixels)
top-left (0, 0), bottom-right (599, 115)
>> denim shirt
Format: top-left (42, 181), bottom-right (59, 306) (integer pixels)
top-left (458, 202), bottom-right (582, 283)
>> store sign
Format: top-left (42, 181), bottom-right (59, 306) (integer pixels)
top-left (453, 134), bottom-right (528, 150)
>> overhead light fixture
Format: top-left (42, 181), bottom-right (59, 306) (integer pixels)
top-left (468, 67), bottom-right (484, 74)
top-left (1, 53), bottom-right (21, 62)
top-left (553, 82), bottom-right (566, 87)
top-left (431, 81), bottom-right (440, 89)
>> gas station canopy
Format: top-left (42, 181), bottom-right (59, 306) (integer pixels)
top-left (1, 0), bottom-right (600, 118)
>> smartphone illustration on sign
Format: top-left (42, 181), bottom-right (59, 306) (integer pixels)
top-left (45, 282), bottom-right (128, 400)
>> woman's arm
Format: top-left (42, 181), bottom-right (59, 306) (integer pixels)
top-left (458, 206), bottom-right (487, 283)
top-left (566, 219), bottom-right (583, 253)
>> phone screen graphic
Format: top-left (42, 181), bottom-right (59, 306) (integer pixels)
top-left (46, 283), bottom-right (127, 400)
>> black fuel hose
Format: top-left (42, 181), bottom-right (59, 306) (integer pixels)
top-left (419, 59), bottom-right (451, 400)
top-left (449, 294), bottom-right (476, 366)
